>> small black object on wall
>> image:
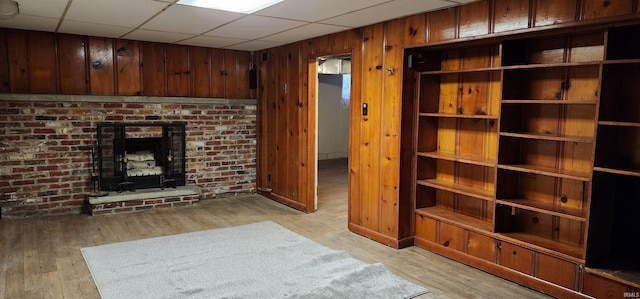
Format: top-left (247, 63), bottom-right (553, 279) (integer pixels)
top-left (249, 64), bottom-right (257, 90)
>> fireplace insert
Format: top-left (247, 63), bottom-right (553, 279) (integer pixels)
top-left (96, 122), bottom-right (186, 192)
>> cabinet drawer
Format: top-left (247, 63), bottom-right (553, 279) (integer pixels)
top-left (468, 231), bottom-right (496, 262)
top-left (537, 254), bottom-right (578, 290)
top-left (439, 222), bottom-right (465, 252)
top-left (498, 241), bottom-right (533, 275)
top-left (415, 214), bottom-right (436, 242)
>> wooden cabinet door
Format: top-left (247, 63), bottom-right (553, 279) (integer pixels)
top-left (141, 42), bottom-right (166, 96)
top-left (468, 231), bottom-right (496, 262)
top-left (439, 222), bottom-right (465, 252)
top-left (498, 241), bottom-right (533, 275)
top-left (415, 215), bottom-right (436, 242)
top-left (89, 37), bottom-right (115, 95)
top-left (58, 34), bottom-right (87, 95)
top-left (537, 254), bottom-right (578, 290)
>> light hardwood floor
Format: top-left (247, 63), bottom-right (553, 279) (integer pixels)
top-left (0, 158), bottom-right (552, 299)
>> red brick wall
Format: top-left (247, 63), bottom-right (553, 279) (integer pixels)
top-left (0, 97), bottom-right (256, 217)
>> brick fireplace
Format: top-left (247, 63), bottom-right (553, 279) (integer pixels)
top-left (0, 94), bottom-right (257, 218)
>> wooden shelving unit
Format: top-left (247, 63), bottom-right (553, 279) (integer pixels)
top-left (585, 24), bottom-right (640, 289)
top-left (403, 26), bottom-right (640, 297)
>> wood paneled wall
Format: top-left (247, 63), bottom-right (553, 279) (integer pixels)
top-left (255, 0), bottom-right (639, 248)
top-left (0, 29), bottom-right (253, 99)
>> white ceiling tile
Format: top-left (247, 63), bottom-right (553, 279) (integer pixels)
top-left (0, 15), bottom-right (59, 32)
top-left (256, 0), bottom-right (390, 22)
top-left (224, 40), bottom-right (287, 51)
top-left (58, 21), bottom-right (133, 38)
top-left (65, 0), bottom-right (168, 27)
top-left (12, 0), bottom-right (69, 19)
top-left (205, 15), bottom-right (307, 40)
top-left (322, 0), bottom-right (456, 27)
top-left (142, 4), bottom-right (244, 34)
top-left (177, 35), bottom-right (250, 48)
top-left (123, 29), bottom-right (195, 43)
top-left (263, 23), bottom-right (349, 43)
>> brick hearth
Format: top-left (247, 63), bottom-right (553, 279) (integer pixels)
top-left (0, 94), bottom-right (256, 218)
top-left (88, 185), bottom-right (202, 215)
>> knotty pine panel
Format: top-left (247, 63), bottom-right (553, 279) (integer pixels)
top-left (359, 23), bottom-right (385, 232)
top-left (211, 48), bottom-right (225, 98)
top-left (428, 8), bottom-right (457, 43)
top-left (439, 222), bottom-right (466, 252)
top-left (583, 0), bottom-right (634, 19)
top-left (224, 50), bottom-right (239, 98)
top-left (190, 47), bottom-right (211, 97)
top-left (88, 37), bottom-right (115, 95)
top-left (494, 0), bottom-right (531, 33)
top-left (0, 29), bottom-right (10, 92)
top-left (275, 47), bottom-right (290, 199)
top-left (348, 29), bottom-right (364, 226)
top-left (235, 50), bottom-right (251, 99)
top-left (286, 43), bottom-right (302, 202)
top-left (329, 31), bottom-right (349, 53)
top-left (534, 0), bottom-right (578, 27)
top-left (6, 30), bottom-right (28, 93)
top-left (115, 39), bottom-right (141, 96)
top-left (302, 55), bottom-right (316, 212)
top-left (28, 31), bottom-right (57, 94)
top-left (380, 18), bottom-right (405, 239)
top-left (404, 13), bottom-right (427, 47)
top-left (166, 44), bottom-right (190, 97)
top-left (459, 0), bottom-right (490, 38)
top-left (141, 42), bottom-right (166, 96)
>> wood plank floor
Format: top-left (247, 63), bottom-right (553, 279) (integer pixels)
top-left (0, 158), bottom-right (552, 299)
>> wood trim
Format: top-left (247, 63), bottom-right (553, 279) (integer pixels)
top-left (304, 57), bottom-right (317, 213)
top-left (348, 222), bottom-right (413, 248)
top-left (258, 191), bottom-right (307, 212)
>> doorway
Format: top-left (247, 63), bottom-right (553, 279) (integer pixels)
top-left (316, 54), bottom-right (351, 211)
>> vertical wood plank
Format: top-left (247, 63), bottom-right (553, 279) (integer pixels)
top-left (349, 28), bottom-right (364, 226)
top-left (494, 0), bottom-right (531, 33)
top-left (276, 47), bottom-right (289, 197)
top-left (88, 37), bottom-right (115, 95)
top-left (166, 44), bottom-right (190, 97)
top-left (534, 0), bottom-right (579, 27)
top-left (329, 31), bottom-right (348, 53)
top-left (459, 0), bottom-right (491, 38)
top-left (380, 18), bottom-right (404, 238)
top-left (360, 23), bottom-right (385, 232)
top-left (304, 54), bottom-right (316, 211)
top-left (287, 44), bottom-right (301, 202)
top-left (28, 31), bottom-right (57, 94)
top-left (57, 34), bottom-right (88, 95)
top-left (141, 42), bottom-right (166, 96)
top-left (190, 46), bottom-right (211, 98)
top-left (115, 39), bottom-right (141, 96)
top-left (265, 50), bottom-right (279, 192)
top-left (583, 0), bottom-right (634, 19)
top-left (0, 28), bottom-right (10, 92)
top-left (224, 50), bottom-right (239, 98)
top-left (404, 13), bottom-right (427, 47)
top-left (236, 50), bottom-right (251, 99)
top-left (211, 48), bottom-right (225, 98)
top-left (6, 30), bottom-right (28, 93)
top-left (428, 8), bottom-right (458, 43)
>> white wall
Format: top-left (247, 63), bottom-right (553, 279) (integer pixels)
top-left (318, 74), bottom-right (349, 160)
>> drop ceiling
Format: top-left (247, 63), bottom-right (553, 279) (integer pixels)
top-left (0, 0), bottom-right (477, 52)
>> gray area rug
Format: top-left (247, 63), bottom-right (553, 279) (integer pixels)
top-left (81, 221), bottom-right (429, 299)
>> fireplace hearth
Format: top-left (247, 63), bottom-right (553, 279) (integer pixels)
top-left (97, 122), bottom-right (186, 192)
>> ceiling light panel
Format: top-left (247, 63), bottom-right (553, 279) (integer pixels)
top-left (256, 0), bottom-right (390, 22)
top-left (177, 0), bottom-right (284, 14)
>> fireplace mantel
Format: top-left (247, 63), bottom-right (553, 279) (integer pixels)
top-left (0, 93), bottom-right (257, 106)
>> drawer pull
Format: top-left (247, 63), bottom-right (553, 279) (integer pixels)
top-left (443, 241), bottom-right (450, 247)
